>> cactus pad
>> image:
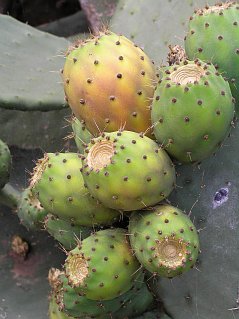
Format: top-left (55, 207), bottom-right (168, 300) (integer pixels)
top-left (0, 14), bottom-right (68, 111)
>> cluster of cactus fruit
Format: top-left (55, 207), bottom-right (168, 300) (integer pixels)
top-left (0, 1), bottom-right (238, 318)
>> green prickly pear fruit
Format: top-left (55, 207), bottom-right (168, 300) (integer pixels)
top-left (53, 270), bottom-right (145, 318)
top-left (71, 116), bottom-right (93, 154)
top-left (81, 130), bottom-right (176, 211)
top-left (63, 30), bottom-right (157, 138)
top-left (45, 214), bottom-right (91, 250)
top-left (64, 228), bottom-right (142, 301)
top-left (30, 153), bottom-right (121, 227)
top-left (151, 60), bottom-right (235, 163)
top-left (184, 2), bottom-right (239, 112)
top-left (17, 187), bottom-right (47, 231)
top-left (0, 139), bottom-right (11, 189)
top-left (129, 205), bottom-right (199, 278)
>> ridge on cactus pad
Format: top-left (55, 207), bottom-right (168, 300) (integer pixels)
top-left (63, 228), bottom-right (142, 301)
top-left (63, 30), bottom-right (158, 138)
top-left (17, 187), bottom-right (47, 231)
top-left (129, 205), bottom-right (199, 278)
top-left (30, 152), bottom-right (121, 227)
top-left (184, 2), bottom-right (239, 113)
top-left (81, 130), bottom-right (176, 211)
top-left (151, 60), bottom-right (235, 163)
top-left (0, 139), bottom-right (11, 189)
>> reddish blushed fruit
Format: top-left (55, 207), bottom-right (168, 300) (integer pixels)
top-left (63, 31), bottom-right (157, 138)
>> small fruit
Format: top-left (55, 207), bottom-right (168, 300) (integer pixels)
top-left (0, 139), bottom-right (11, 189)
top-left (17, 187), bottom-right (47, 231)
top-left (30, 152), bottom-right (121, 226)
top-left (45, 214), bottom-right (91, 250)
top-left (184, 2), bottom-right (239, 112)
top-left (129, 205), bottom-right (199, 278)
top-left (81, 130), bottom-right (176, 211)
top-left (151, 60), bottom-right (234, 163)
top-left (64, 228), bottom-right (142, 301)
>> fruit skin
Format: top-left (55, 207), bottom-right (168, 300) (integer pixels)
top-left (17, 187), bottom-right (47, 231)
top-left (184, 2), bottom-right (239, 112)
top-left (129, 205), bottom-right (199, 278)
top-left (151, 60), bottom-right (235, 163)
top-left (0, 139), bottom-right (11, 189)
top-left (71, 116), bottom-right (93, 154)
top-left (63, 30), bottom-right (157, 138)
top-left (54, 271), bottom-right (146, 318)
top-left (81, 130), bottom-right (176, 211)
top-left (64, 228), bottom-right (142, 301)
top-left (45, 214), bottom-right (92, 250)
top-left (30, 152), bottom-right (121, 227)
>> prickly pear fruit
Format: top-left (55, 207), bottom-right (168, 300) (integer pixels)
top-left (151, 60), bottom-right (235, 163)
top-left (63, 30), bottom-right (157, 138)
top-left (129, 205), bottom-right (199, 278)
top-left (184, 2), bottom-right (239, 111)
top-left (53, 270), bottom-right (145, 318)
top-left (71, 116), bottom-right (93, 153)
top-left (45, 214), bottom-right (91, 250)
top-left (0, 139), bottom-right (11, 189)
top-left (81, 130), bottom-right (176, 211)
top-left (17, 187), bottom-right (47, 231)
top-left (64, 228), bottom-right (142, 301)
top-left (30, 153), bottom-right (121, 227)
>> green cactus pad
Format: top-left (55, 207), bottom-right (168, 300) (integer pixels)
top-left (129, 205), bottom-right (199, 278)
top-left (63, 30), bottom-right (157, 138)
top-left (184, 2), bottom-right (239, 112)
top-left (71, 116), bottom-right (93, 154)
top-left (17, 187), bottom-right (47, 231)
top-left (111, 0), bottom-right (219, 65)
top-left (0, 14), bottom-right (69, 111)
top-left (30, 152), bottom-right (120, 227)
top-left (64, 228), bottom-right (142, 301)
top-left (54, 271), bottom-right (145, 318)
top-left (45, 214), bottom-right (92, 250)
top-left (81, 130), bottom-right (176, 211)
top-left (151, 60), bottom-right (235, 163)
top-left (49, 296), bottom-right (75, 319)
top-left (0, 139), bottom-right (11, 189)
